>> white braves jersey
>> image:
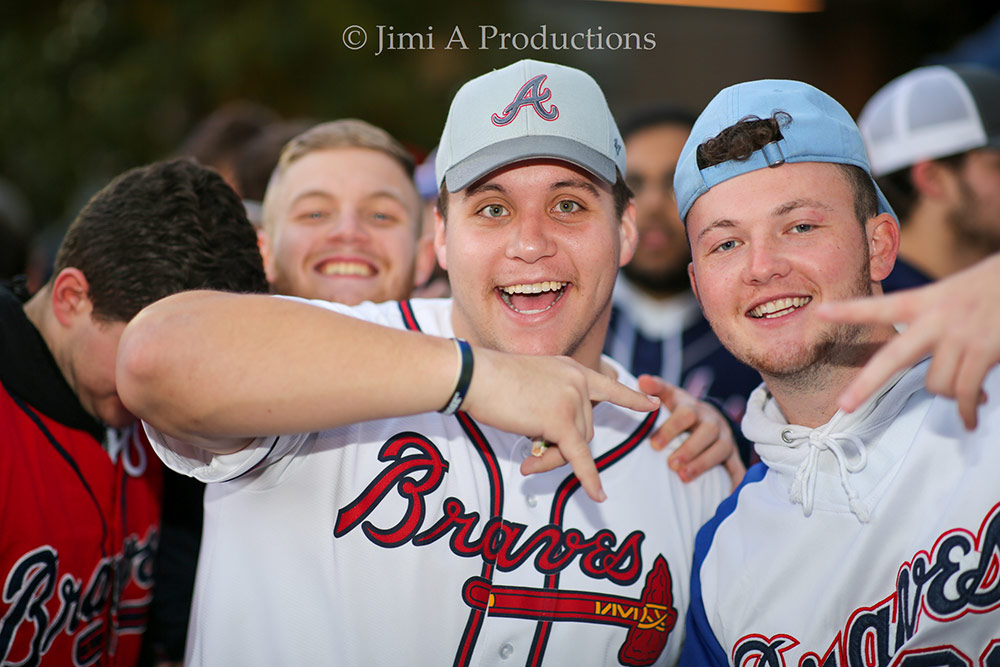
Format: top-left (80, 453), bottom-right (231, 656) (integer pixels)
top-left (682, 359), bottom-right (1000, 666)
top-left (146, 297), bottom-right (729, 667)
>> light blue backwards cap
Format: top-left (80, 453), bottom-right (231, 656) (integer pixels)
top-left (674, 79), bottom-right (895, 223)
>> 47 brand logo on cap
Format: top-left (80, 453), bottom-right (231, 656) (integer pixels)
top-left (492, 74), bottom-right (560, 126)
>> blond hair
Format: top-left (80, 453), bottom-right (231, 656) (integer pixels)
top-left (261, 119), bottom-right (418, 234)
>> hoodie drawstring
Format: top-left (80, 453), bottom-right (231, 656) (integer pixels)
top-left (787, 430), bottom-right (870, 523)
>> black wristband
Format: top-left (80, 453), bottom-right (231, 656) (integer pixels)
top-left (439, 339), bottom-right (474, 415)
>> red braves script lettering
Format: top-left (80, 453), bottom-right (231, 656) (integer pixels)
top-left (1, 530), bottom-right (156, 665)
top-left (733, 502), bottom-right (1000, 667)
top-left (334, 432), bottom-right (645, 585)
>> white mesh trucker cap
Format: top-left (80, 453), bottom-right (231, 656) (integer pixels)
top-left (858, 64), bottom-right (1000, 177)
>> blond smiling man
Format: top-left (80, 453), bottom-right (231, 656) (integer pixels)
top-left (258, 119), bottom-right (437, 306)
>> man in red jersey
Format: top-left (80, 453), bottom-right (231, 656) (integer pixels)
top-left (0, 157), bottom-right (268, 665)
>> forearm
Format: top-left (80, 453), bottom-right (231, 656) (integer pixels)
top-left (117, 291), bottom-right (459, 447)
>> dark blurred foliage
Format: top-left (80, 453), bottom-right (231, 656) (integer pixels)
top-left (1, 0), bottom-right (995, 237)
top-left (0, 0), bottom-right (506, 229)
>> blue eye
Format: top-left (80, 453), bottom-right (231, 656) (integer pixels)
top-left (792, 223), bottom-right (814, 233)
top-left (371, 211), bottom-right (397, 225)
top-left (716, 240), bottom-right (739, 253)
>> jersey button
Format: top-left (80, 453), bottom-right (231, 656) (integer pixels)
top-left (525, 494), bottom-right (538, 508)
top-left (499, 643), bottom-right (514, 660)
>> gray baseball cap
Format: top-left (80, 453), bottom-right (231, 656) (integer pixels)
top-left (858, 64), bottom-right (1000, 177)
top-left (435, 59), bottom-right (626, 193)
top-left (674, 79), bottom-right (894, 223)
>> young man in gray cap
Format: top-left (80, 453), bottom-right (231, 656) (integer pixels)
top-left (859, 63), bottom-right (1000, 285)
top-left (675, 79), bottom-right (1000, 662)
top-left (117, 59), bottom-right (730, 666)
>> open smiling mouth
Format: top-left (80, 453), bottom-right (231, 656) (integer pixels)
top-left (317, 260), bottom-right (376, 277)
top-left (499, 281), bottom-right (568, 314)
top-left (748, 296), bottom-right (812, 319)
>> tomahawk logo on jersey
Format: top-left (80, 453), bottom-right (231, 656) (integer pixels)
top-left (332, 426), bottom-right (679, 666)
top-left (148, 298), bottom-right (730, 666)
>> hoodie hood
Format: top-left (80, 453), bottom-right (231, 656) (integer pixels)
top-left (743, 358), bottom-right (932, 523)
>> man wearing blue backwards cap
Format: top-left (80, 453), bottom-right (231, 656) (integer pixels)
top-left (117, 59), bottom-right (732, 665)
top-left (677, 79), bottom-right (1000, 663)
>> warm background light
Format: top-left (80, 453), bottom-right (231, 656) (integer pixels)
top-left (592, 0), bottom-right (822, 12)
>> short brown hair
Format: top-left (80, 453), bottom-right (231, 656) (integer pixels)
top-left (54, 158), bottom-right (268, 322)
top-left (261, 119), bottom-right (419, 235)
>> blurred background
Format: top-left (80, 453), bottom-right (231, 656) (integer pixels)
top-left (2, 0), bottom-right (998, 284)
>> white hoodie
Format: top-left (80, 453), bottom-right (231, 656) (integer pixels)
top-left (682, 359), bottom-right (1000, 666)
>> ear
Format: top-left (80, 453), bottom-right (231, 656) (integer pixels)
top-left (867, 213), bottom-right (901, 282)
top-left (909, 160), bottom-right (949, 199)
top-left (257, 228), bottom-right (278, 286)
top-left (687, 262), bottom-right (702, 306)
top-left (433, 205), bottom-right (448, 271)
top-left (413, 234), bottom-right (438, 287)
top-left (617, 199), bottom-right (638, 268)
top-left (50, 268), bottom-right (92, 328)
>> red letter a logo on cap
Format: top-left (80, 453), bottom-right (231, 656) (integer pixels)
top-left (491, 74), bottom-right (560, 127)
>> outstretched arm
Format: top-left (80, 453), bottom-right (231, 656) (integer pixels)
top-left (117, 291), bottom-right (658, 502)
top-left (816, 253), bottom-right (1000, 429)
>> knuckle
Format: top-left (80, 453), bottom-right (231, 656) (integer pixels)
top-left (925, 375), bottom-right (953, 398)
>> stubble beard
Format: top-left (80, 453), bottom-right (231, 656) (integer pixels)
top-left (949, 181), bottom-right (1000, 254)
top-left (622, 214), bottom-right (692, 297)
top-left (622, 261), bottom-right (691, 297)
top-left (716, 257), bottom-right (876, 394)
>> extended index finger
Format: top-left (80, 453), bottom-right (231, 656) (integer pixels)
top-left (838, 320), bottom-right (936, 412)
top-left (586, 370), bottom-right (661, 413)
top-left (522, 434), bottom-right (605, 502)
top-left (815, 291), bottom-right (915, 326)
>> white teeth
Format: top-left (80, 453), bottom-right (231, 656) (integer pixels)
top-left (499, 281), bottom-right (568, 314)
top-left (749, 296), bottom-right (812, 319)
top-left (501, 281), bottom-right (566, 295)
top-left (319, 262), bottom-right (374, 277)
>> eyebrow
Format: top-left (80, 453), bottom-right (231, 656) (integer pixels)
top-left (289, 188), bottom-right (412, 208)
top-left (462, 177), bottom-right (602, 201)
top-left (288, 189), bottom-right (331, 207)
top-left (551, 178), bottom-right (601, 198)
top-left (696, 197), bottom-right (835, 243)
top-left (462, 182), bottom-right (506, 201)
top-left (771, 198), bottom-right (833, 217)
top-left (696, 219), bottom-right (738, 244)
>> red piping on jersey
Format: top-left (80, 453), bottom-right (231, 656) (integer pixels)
top-left (528, 408), bottom-right (660, 666)
top-left (397, 301), bottom-right (661, 666)
top-left (394, 302), bottom-right (500, 667)
top-left (398, 300), bottom-right (422, 332)
top-left (452, 411), bottom-right (504, 667)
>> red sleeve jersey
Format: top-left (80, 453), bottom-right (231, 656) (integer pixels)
top-left (1, 284), bottom-right (162, 666)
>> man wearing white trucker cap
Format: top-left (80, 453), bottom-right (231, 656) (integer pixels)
top-left (859, 63), bottom-right (1000, 284)
top-left (675, 79), bottom-right (1000, 663)
top-left (117, 59), bottom-right (730, 665)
